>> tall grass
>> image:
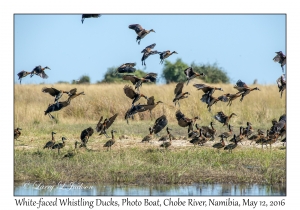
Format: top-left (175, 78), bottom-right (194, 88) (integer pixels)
top-left (14, 82), bottom-right (286, 128)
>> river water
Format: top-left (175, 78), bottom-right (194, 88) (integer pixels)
top-left (14, 182), bottom-right (286, 196)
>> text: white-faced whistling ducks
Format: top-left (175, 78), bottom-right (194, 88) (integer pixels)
top-left (17, 71), bottom-right (31, 84)
top-left (184, 67), bottom-right (205, 85)
top-left (159, 127), bottom-right (176, 142)
top-left (123, 85), bottom-right (148, 106)
top-left (52, 137), bottom-right (67, 154)
top-left (214, 111), bottom-right (237, 127)
top-left (30, 65), bottom-right (51, 79)
top-left (115, 63), bottom-right (136, 75)
top-left (173, 82), bottom-right (190, 107)
top-left (226, 92), bottom-right (243, 106)
top-left (103, 130), bottom-right (117, 151)
top-left (212, 135), bottom-right (226, 153)
top-left (175, 110), bottom-right (199, 134)
top-left (152, 115), bottom-right (168, 136)
top-left (276, 74), bottom-right (286, 98)
top-left (124, 103), bottom-right (147, 124)
top-left (141, 96), bottom-right (163, 120)
top-left (218, 124), bottom-right (233, 141)
top-left (141, 127), bottom-right (154, 143)
top-left (80, 127), bottom-right (94, 148)
top-left (63, 141), bottom-right (78, 158)
top-left (14, 127), bottom-right (22, 141)
top-left (234, 79), bottom-right (260, 102)
top-left (224, 134), bottom-right (238, 153)
top-left (141, 43), bottom-right (160, 66)
top-left (81, 14), bottom-right (101, 24)
top-left (43, 131), bottom-right (56, 149)
top-left (96, 113), bottom-right (118, 138)
top-left (159, 51), bottom-right (178, 64)
top-left (123, 73), bottom-right (157, 92)
top-left (200, 93), bottom-right (229, 112)
top-left (129, 24), bottom-right (155, 45)
top-left (273, 51), bottom-right (286, 72)
top-left (201, 122), bottom-right (217, 141)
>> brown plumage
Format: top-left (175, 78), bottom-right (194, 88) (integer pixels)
top-left (96, 114), bottom-right (118, 138)
top-left (218, 124), bottom-right (233, 141)
top-left (184, 67), bottom-right (205, 85)
top-left (160, 130), bottom-right (172, 149)
top-left (123, 73), bottom-right (157, 92)
top-left (159, 127), bottom-right (176, 141)
top-left (173, 82), bottom-right (190, 107)
top-left (43, 131), bottom-right (56, 149)
top-left (175, 110), bottom-right (199, 134)
top-left (140, 96), bottom-right (163, 119)
top-left (276, 74), bottom-right (286, 98)
top-left (80, 127), bottom-right (94, 147)
top-left (212, 135), bottom-right (226, 152)
top-left (248, 129), bottom-right (265, 145)
top-left (224, 134), bottom-right (238, 153)
top-left (42, 87), bottom-right (69, 104)
top-left (234, 80), bottom-right (260, 102)
top-left (214, 111), bottom-right (237, 126)
top-left (152, 115), bottom-right (168, 135)
top-left (30, 65), bottom-right (51, 79)
top-left (63, 141), bottom-right (78, 158)
top-left (231, 126), bottom-right (245, 145)
top-left (226, 92), bottom-right (243, 106)
top-left (17, 71), bottom-right (31, 84)
top-left (141, 127), bottom-right (154, 143)
top-left (200, 93), bottom-right (229, 112)
top-left (103, 130), bottom-right (117, 151)
top-left (242, 122), bottom-right (254, 138)
top-left (159, 51), bottom-right (178, 64)
top-left (124, 104), bottom-right (147, 124)
top-left (67, 91), bottom-right (85, 103)
top-left (14, 127), bottom-right (22, 141)
top-left (123, 85), bottom-right (148, 106)
top-left (81, 14), bottom-right (101, 24)
top-left (129, 24), bottom-right (155, 45)
top-left (115, 63), bottom-right (136, 74)
top-left (193, 84), bottom-right (223, 96)
top-left (201, 122), bottom-right (217, 140)
top-left (52, 137), bottom-right (67, 154)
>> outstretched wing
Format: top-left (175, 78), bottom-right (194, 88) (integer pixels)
top-left (184, 67), bottom-right (194, 78)
top-left (123, 75), bottom-right (139, 85)
top-left (42, 87), bottom-right (60, 96)
top-left (143, 73), bottom-right (157, 82)
top-left (96, 116), bottom-right (103, 132)
top-left (123, 85), bottom-right (137, 99)
top-left (129, 24), bottom-right (143, 34)
top-left (217, 94), bottom-right (229, 102)
top-left (153, 115), bottom-right (168, 134)
top-left (214, 111), bottom-right (226, 123)
top-left (39, 71), bottom-right (48, 79)
top-left (174, 82), bottom-right (184, 95)
top-left (106, 113), bottom-right (118, 129)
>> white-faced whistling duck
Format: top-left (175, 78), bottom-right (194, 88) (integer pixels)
top-left (226, 92), bottom-right (243, 106)
top-left (224, 134), bottom-right (238, 153)
top-left (30, 65), bottom-right (51, 79)
top-left (188, 124), bottom-right (200, 138)
top-left (42, 87), bottom-right (70, 104)
top-left (212, 135), bottom-right (226, 153)
top-left (184, 67), bottom-right (205, 85)
top-left (14, 127), bottom-right (22, 140)
top-left (234, 80), bottom-right (260, 102)
top-left (43, 131), bottom-right (56, 149)
top-left (141, 96), bottom-right (163, 120)
top-left (152, 115), bottom-right (168, 136)
top-left (200, 93), bottom-right (229, 112)
top-left (129, 24), bottom-right (155, 45)
top-left (214, 111), bottom-right (237, 127)
top-left (175, 110), bottom-right (199, 134)
top-left (159, 127), bottom-right (176, 141)
top-left (248, 129), bottom-right (265, 145)
top-left (262, 133), bottom-right (279, 149)
top-left (103, 130), bottom-right (117, 151)
top-left (17, 71), bottom-right (31, 84)
top-left (173, 82), bottom-right (190, 107)
top-left (270, 114), bottom-right (286, 135)
top-left (230, 126), bottom-right (245, 145)
top-left (242, 122), bottom-right (254, 138)
top-left (141, 127), bottom-right (154, 143)
top-left (123, 85), bottom-right (148, 106)
top-left (96, 113), bottom-right (118, 138)
top-left (141, 46), bottom-right (160, 66)
top-left (67, 91), bottom-right (85, 103)
top-left (276, 74), bottom-right (286, 98)
top-left (273, 51), bottom-right (286, 72)
top-left (115, 63), bottom-right (136, 75)
top-left (123, 73), bottom-right (157, 92)
top-left (80, 127), bottom-right (94, 147)
top-left (81, 14), bottom-right (101, 24)
top-left (52, 137), bottom-right (67, 154)
top-left (63, 141), bottom-right (78, 158)
top-left (193, 83), bottom-right (223, 96)
top-left (218, 124), bottom-right (233, 141)
top-left (44, 100), bottom-right (70, 119)
top-left (255, 130), bottom-right (269, 148)
top-left (201, 122), bottom-right (217, 141)
top-left (124, 103), bottom-right (147, 124)
top-left (159, 51), bottom-right (178, 64)
top-left (189, 128), bottom-right (207, 146)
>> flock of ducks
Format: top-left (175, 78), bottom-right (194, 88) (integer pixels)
top-left (15, 15), bottom-right (286, 157)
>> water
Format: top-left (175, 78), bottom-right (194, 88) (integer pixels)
top-left (14, 182), bottom-right (286, 196)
